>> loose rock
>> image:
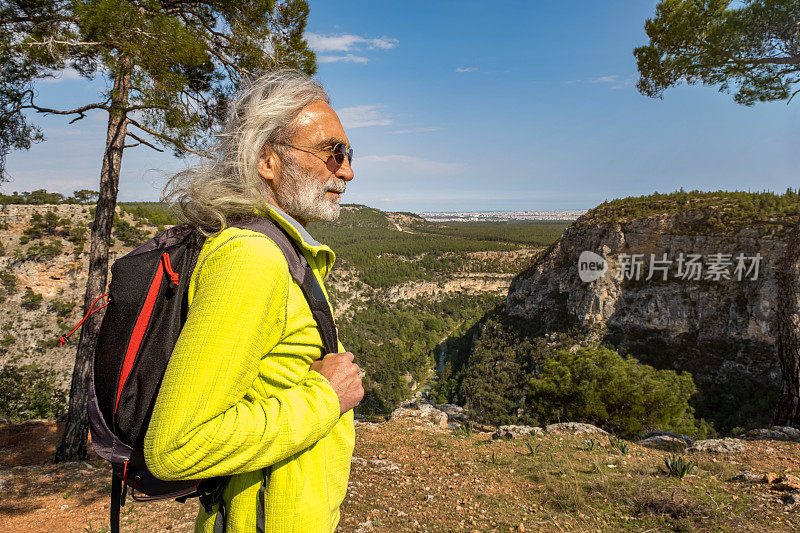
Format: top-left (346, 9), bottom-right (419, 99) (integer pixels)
top-left (390, 401), bottom-right (448, 429)
top-left (688, 438), bottom-right (745, 454)
top-left (731, 472), bottom-right (762, 482)
top-left (545, 422), bottom-right (608, 435)
top-left (742, 426), bottom-right (800, 442)
top-left (637, 432), bottom-right (694, 452)
top-left (492, 425), bottom-right (544, 439)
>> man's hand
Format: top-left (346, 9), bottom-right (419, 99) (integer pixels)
top-left (310, 351), bottom-right (364, 415)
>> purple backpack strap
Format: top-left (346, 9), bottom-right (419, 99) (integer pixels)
top-left (227, 216), bottom-right (339, 355)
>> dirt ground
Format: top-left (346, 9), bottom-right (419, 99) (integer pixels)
top-left (1, 418), bottom-right (800, 532)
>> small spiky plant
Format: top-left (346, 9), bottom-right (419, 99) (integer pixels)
top-left (609, 435), bottom-right (629, 456)
top-left (453, 422), bottom-right (473, 436)
top-left (663, 454), bottom-right (696, 479)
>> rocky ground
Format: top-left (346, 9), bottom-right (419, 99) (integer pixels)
top-left (2, 402), bottom-right (800, 532)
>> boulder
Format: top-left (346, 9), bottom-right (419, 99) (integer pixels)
top-left (731, 472), bottom-right (762, 483)
top-left (742, 426), bottom-right (800, 442)
top-left (638, 435), bottom-right (692, 452)
top-left (390, 401), bottom-right (448, 429)
top-left (492, 425), bottom-right (544, 439)
top-left (781, 493), bottom-right (800, 506)
top-left (545, 422), bottom-right (608, 435)
top-left (688, 438), bottom-right (745, 454)
top-left (774, 474), bottom-right (800, 492)
top-left (435, 403), bottom-right (469, 423)
top-left (637, 431), bottom-right (694, 452)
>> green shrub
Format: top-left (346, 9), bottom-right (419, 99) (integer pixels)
top-left (24, 211), bottom-right (60, 239)
top-left (113, 217), bottom-right (149, 246)
top-left (583, 188), bottom-right (800, 237)
top-left (50, 299), bottom-right (76, 318)
top-left (37, 337), bottom-right (60, 349)
top-left (0, 364), bottom-right (67, 422)
top-left (21, 287), bottom-right (43, 309)
top-left (119, 203), bottom-right (180, 227)
top-left (0, 271), bottom-right (16, 294)
top-left (27, 238), bottom-right (63, 259)
top-left (526, 345), bottom-right (709, 440)
top-left (0, 334), bottom-right (14, 347)
top-left (66, 225), bottom-right (87, 245)
top-left (0, 189), bottom-right (66, 204)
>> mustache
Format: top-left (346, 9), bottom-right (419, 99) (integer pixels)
top-left (326, 179), bottom-right (346, 194)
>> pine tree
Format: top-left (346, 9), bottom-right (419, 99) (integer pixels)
top-left (635, 0), bottom-right (800, 105)
top-left (0, 0), bottom-right (316, 461)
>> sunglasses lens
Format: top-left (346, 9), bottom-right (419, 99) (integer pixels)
top-left (332, 143), bottom-right (352, 165)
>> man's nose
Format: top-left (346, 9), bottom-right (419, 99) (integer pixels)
top-left (335, 155), bottom-right (354, 181)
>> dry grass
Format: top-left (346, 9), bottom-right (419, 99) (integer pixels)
top-left (1, 418), bottom-right (799, 532)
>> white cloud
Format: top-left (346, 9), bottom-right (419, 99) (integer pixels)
top-left (38, 68), bottom-right (85, 83)
top-left (356, 155), bottom-right (467, 175)
top-left (588, 74), bottom-right (636, 88)
top-left (338, 105), bottom-right (392, 128)
top-left (567, 74), bottom-right (636, 89)
top-left (318, 54), bottom-right (369, 64)
top-left (369, 37), bottom-right (399, 50)
top-left (390, 127), bottom-right (439, 135)
top-left (590, 75), bottom-right (618, 83)
top-left (306, 33), bottom-right (398, 52)
top-left (455, 67), bottom-right (477, 73)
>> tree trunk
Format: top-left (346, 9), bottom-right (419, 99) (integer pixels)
top-left (773, 218), bottom-right (800, 428)
top-left (55, 57), bottom-right (132, 462)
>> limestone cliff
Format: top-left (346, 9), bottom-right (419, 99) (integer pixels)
top-left (502, 195), bottom-right (799, 431)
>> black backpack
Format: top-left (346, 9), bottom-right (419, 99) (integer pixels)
top-left (75, 216), bottom-right (338, 533)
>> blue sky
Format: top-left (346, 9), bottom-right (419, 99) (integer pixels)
top-left (3, 0), bottom-right (798, 212)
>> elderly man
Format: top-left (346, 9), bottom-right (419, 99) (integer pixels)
top-left (144, 69), bottom-right (363, 532)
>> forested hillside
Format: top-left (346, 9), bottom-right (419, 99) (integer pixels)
top-left (0, 197), bottom-right (569, 422)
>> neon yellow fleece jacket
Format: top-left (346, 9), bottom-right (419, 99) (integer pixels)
top-left (143, 205), bottom-right (355, 532)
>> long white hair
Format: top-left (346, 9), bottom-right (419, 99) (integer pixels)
top-left (161, 69), bottom-right (329, 235)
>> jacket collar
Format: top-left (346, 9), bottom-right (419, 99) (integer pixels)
top-left (253, 204), bottom-right (336, 276)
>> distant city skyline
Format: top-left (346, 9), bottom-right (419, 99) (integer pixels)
top-left (419, 209), bottom-right (586, 221)
top-left (3, 1), bottom-right (797, 212)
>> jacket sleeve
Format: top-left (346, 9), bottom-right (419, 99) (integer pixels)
top-left (143, 232), bottom-right (341, 481)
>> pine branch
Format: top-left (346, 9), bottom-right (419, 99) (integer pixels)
top-left (728, 55), bottom-right (800, 66)
top-left (125, 130), bottom-right (164, 152)
top-left (23, 98), bottom-right (110, 124)
top-left (21, 39), bottom-right (103, 47)
top-left (126, 117), bottom-right (211, 158)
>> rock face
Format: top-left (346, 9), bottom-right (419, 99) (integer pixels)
top-left (688, 438), bottom-right (746, 454)
top-left (504, 210), bottom-right (789, 431)
top-left (545, 422), bottom-right (608, 435)
top-left (742, 426), bottom-right (800, 442)
top-left (637, 431), bottom-right (695, 452)
top-left (390, 400), bottom-right (450, 430)
top-left (492, 425), bottom-right (544, 439)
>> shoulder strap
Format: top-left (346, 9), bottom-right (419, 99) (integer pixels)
top-left (227, 216), bottom-right (339, 355)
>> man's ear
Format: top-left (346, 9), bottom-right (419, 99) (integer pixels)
top-left (257, 149), bottom-right (281, 184)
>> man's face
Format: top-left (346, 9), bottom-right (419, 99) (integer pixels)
top-left (263, 100), bottom-right (354, 225)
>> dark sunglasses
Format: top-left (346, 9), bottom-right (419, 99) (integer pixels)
top-left (283, 142), bottom-right (353, 166)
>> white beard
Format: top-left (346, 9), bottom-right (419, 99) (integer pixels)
top-left (274, 155), bottom-right (346, 223)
